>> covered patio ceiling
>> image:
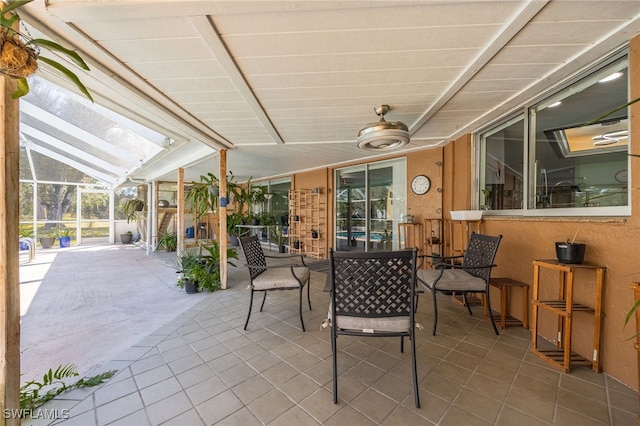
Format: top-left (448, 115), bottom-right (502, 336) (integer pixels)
top-left (16, 0), bottom-right (640, 186)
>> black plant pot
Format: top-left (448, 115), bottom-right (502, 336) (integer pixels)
top-left (311, 231), bottom-right (319, 239)
top-left (229, 235), bottom-right (240, 246)
top-left (293, 241), bottom-right (300, 249)
top-left (555, 242), bottom-right (586, 264)
top-left (184, 279), bottom-right (199, 294)
top-left (278, 245), bottom-right (286, 253)
top-left (120, 233), bottom-right (133, 244)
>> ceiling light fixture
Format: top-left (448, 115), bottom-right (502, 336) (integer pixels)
top-left (357, 105), bottom-right (410, 151)
top-left (592, 129), bottom-right (628, 146)
top-left (598, 71), bottom-right (623, 83)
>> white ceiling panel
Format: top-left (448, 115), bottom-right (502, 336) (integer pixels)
top-left (170, 90), bottom-right (245, 104)
top-left (213, 3), bottom-right (522, 34)
top-left (129, 60), bottom-right (226, 80)
top-left (99, 38), bottom-right (212, 63)
top-left (14, 0), bottom-right (640, 184)
top-left (74, 17), bottom-right (202, 40)
top-left (150, 77), bottom-right (237, 93)
top-left (237, 50), bottom-right (476, 76)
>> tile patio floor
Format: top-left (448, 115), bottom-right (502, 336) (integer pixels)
top-left (19, 244), bottom-right (638, 425)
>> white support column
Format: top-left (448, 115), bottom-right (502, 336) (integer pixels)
top-left (148, 181), bottom-right (157, 253)
top-left (177, 168), bottom-right (185, 254)
top-left (32, 182), bottom-right (37, 239)
top-left (109, 188), bottom-right (115, 244)
top-left (76, 187), bottom-right (82, 245)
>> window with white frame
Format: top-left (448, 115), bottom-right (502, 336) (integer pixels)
top-left (478, 53), bottom-right (629, 215)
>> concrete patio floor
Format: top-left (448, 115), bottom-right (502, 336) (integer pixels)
top-left (18, 243), bottom-right (638, 425)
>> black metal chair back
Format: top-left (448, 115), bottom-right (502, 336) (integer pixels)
top-left (331, 250), bottom-right (416, 320)
top-left (239, 234), bottom-right (311, 332)
top-left (239, 235), bottom-right (267, 280)
top-left (462, 232), bottom-right (502, 283)
top-left (329, 248), bottom-right (420, 408)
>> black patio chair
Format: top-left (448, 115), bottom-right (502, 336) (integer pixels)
top-left (239, 235), bottom-right (311, 331)
top-left (417, 232), bottom-right (502, 336)
top-left (329, 248), bottom-right (420, 408)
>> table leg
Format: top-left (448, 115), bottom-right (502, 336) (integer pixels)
top-left (500, 286), bottom-right (508, 330)
top-left (522, 284), bottom-right (529, 329)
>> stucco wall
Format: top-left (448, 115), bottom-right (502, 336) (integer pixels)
top-left (283, 33), bottom-right (640, 390)
top-left (435, 33), bottom-right (640, 389)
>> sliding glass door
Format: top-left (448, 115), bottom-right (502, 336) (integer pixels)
top-left (334, 159), bottom-right (406, 252)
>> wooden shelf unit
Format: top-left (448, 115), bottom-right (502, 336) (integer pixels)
top-left (446, 219), bottom-right (482, 257)
top-left (423, 218), bottom-right (445, 268)
top-left (531, 259), bottom-right (605, 373)
top-left (288, 189), bottom-right (309, 254)
top-left (398, 222), bottom-right (423, 253)
top-left (303, 190), bottom-right (326, 259)
top-left (632, 283), bottom-right (640, 417)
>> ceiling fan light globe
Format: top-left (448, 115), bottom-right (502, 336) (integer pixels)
top-left (356, 118), bottom-right (409, 151)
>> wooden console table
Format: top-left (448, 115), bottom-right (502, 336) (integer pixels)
top-left (531, 259), bottom-right (605, 373)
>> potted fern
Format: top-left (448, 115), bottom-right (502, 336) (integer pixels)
top-left (123, 198), bottom-right (145, 224)
top-left (0, 0), bottom-right (93, 100)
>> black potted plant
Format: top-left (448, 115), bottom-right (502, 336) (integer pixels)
top-left (310, 229), bottom-right (319, 239)
top-left (271, 226), bottom-right (287, 253)
top-left (293, 239), bottom-right (301, 249)
top-left (226, 212), bottom-right (246, 246)
top-left (176, 243), bottom-right (238, 293)
top-left (176, 250), bottom-right (201, 293)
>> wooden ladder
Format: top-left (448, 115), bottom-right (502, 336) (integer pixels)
top-left (158, 211), bottom-right (175, 235)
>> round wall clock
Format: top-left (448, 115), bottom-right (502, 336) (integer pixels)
top-left (411, 175), bottom-right (431, 195)
top-left (615, 170), bottom-right (628, 183)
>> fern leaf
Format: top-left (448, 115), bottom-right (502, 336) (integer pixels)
top-left (38, 56), bottom-right (94, 102)
top-left (29, 38), bottom-right (90, 70)
top-left (0, 0), bottom-right (33, 16)
top-left (53, 363), bottom-right (78, 380)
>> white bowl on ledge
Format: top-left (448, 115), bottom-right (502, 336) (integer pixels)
top-left (450, 210), bottom-right (483, 220)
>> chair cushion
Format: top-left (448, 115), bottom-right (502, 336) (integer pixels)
top-left (252, 266), bottom-right (309, 290)
top-left (335, 315), bottom-right (410, 333)
top-left (418, 269), bottom-right (486, 292)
